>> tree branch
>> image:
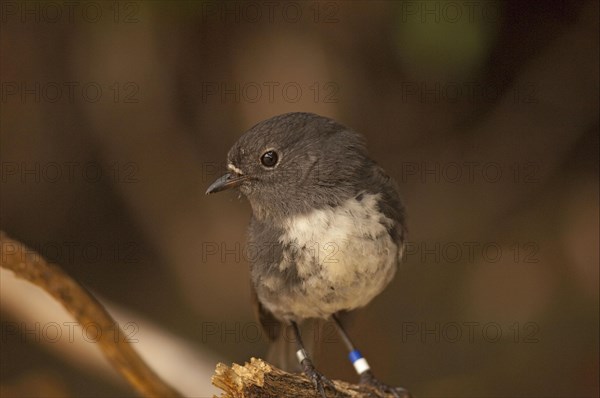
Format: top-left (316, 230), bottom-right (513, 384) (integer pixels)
top-left (0, 232), bottom-right (183, 398)
top-left (212, 358), bottom-right (409, 398)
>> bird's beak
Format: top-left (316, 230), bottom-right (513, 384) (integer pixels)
top-left (205, 173), bottom-right (249, 195)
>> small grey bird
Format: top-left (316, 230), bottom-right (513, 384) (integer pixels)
top-left (207, 112), bottom-right (409, 398)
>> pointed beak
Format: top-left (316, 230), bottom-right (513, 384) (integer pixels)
top-left (205, 173), bottom-right (249, 195)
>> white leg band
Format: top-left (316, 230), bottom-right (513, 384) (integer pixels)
top-left (353, 357), bottom-right (371, 375)
top-left (296, 349), bottom-right (308, 363)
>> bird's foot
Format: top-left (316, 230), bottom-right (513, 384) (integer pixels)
top-left (301, 359), bottom-right (335, 398)
top-left (359, 370), bottom-right (411, 398)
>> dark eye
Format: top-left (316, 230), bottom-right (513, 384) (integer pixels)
top-left (260, 150), bottom-right (278, 167)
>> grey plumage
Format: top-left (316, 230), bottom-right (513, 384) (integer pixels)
top-left (208, 112), bottom-right (407, 373)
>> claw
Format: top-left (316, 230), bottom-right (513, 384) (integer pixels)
top-left (359, 370), bottom-right (411, 398)
top-left (301, 359), bottom-right (334, 398)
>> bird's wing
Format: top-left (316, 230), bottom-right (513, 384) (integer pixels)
top-left (250, 282), bottom-right (281, 341)
top-left (367, 162), bottom-right (407, 248)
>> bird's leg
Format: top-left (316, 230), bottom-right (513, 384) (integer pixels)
top-left (290, 321), bottom-right (334, 398)
top-left (331, 314), bottom-right (412, 398)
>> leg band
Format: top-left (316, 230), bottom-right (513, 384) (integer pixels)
top-left (349, 349), bottom-right (371, 375)
top-left (296, 348), bottom-right (309, 363)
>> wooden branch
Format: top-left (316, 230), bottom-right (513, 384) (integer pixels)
top-left (212, 358), bottom-right (410, 398)
top-left (0, 232), bottom-right (183, 398)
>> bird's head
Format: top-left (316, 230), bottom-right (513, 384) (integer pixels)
top-left (206, 112), bottom-right (370, 221)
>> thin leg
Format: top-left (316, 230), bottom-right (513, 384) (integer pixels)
top-left (291, 321), bottom-right (334, 398)
top-left (331, 314), bottom-right (412, 398)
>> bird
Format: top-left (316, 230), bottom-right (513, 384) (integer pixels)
top-left (206, 112), bottom-right (409, 398)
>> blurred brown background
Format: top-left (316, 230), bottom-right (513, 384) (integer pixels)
top-left (1, 1), bottom-right (598, 397)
